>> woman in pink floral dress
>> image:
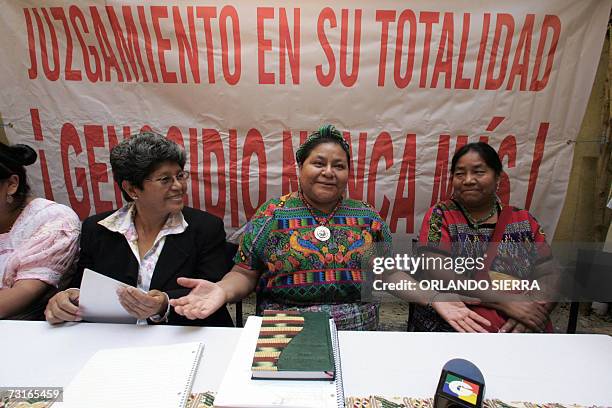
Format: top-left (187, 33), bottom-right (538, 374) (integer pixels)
top-left (0, 143), bottom-right (80, 319)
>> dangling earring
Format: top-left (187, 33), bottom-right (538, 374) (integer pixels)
top-left (132, 196), bottom-right (138, 201)
top-left (6, 194), bottom-right (13, 205)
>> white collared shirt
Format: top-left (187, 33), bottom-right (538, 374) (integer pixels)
top-left (98, 203), bottom-right (188, 324)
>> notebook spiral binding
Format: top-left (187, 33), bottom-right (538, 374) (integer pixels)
top-left (179, 345), bottom-right (204, 408)
top-left (330, 320), bottom-right (345, 408)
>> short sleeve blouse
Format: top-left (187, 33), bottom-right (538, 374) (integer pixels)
top-left (0, 198), bottom-right (81, 289)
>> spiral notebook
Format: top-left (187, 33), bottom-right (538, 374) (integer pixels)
top-left (53, 342), bottom-right (203, 408)
top-left (215, 316), bottom-right (345, 408)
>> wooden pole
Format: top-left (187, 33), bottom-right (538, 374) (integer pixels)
top-left (0, 113), bottom-right (9, 145)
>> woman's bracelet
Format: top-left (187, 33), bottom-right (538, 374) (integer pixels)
top-left (427, 292), bottom-right (442, 308)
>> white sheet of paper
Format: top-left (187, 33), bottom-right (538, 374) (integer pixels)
top-left (79, 268), bottom-right (137, 324)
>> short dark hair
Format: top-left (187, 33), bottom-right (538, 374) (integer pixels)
top-left (0, 143), bottom-right (37, 208)
top-left (295, 124), bottom-right (351, 168)
top-left (451, 142), bottom-right (503, 176)
top-left (110, 131), bottom-right (186, 201)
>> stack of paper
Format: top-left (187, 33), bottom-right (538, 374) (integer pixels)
top-left (55, 342), bottom-right (203, 408)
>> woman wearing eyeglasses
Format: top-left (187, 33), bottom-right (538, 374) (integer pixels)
top-left (45, 132), bottom-right (232, 327)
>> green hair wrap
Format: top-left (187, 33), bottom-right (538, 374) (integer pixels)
top-left (295, 124), bottom-right (350, 165)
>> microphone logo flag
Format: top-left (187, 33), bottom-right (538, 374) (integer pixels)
top-left (442, 373), bottom-right (479, 405)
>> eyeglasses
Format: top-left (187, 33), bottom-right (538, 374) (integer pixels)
top-left (145, 171), bottom-right (190, 187)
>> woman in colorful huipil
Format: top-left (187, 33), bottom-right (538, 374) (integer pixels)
top-left (172, 125), bottom-right (489, 331)
top-left (411, 142), bottom-right (557, 333)
top-left (178, 125), bottom-right (388, 329)
top-left (236, 125), bottom-right (395, 330)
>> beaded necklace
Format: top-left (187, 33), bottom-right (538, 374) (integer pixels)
top-left (298, 191), bottom-right (342, 241)
top-left (456, 197), bottom-right (500, 229)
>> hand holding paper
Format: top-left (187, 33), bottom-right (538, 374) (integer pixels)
top-left (117, 287), bottom-right (168, 320)
top-left (45, 288), bottom-right (81, 324)
top-left (77, 269), bottom-right (136, 323)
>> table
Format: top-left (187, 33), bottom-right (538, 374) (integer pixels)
top-left (340, 331), bottom-right (612, 405)
top-left (1, 320), bottom-right (611, 406)
top-left (0, 321), bottom-right (240, 392)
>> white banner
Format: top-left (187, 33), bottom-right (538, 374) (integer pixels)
top-left (0, 0), bottom-right (609, 245)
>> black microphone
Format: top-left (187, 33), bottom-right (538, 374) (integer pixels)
top-left (433, 358), bottom-right (485, 408)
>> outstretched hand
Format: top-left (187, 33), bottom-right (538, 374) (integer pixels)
top-left (169, 278), bottom-right (227, 320)
top-left (431, 295), bottom-right (491, 333)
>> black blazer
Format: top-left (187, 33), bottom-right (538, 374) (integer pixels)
top-left (72, 206), bottom-right (233, 327)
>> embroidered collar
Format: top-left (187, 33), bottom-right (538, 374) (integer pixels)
top-left (453, 197), bottom-right (502, 229)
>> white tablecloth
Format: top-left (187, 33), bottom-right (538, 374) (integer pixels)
top-left (1, 321), bottom-right (611, 405)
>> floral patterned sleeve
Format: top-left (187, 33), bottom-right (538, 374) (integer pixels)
top-left (7, 206), bottom-right (80, 288)
top-left (369, 209), bottom-right (393, 257)
top-left (417, 204), bottom-right (452, 254)
top-left (527, 212), bottom-right (553, 264)
top-left (233, 198), bottom-right (284, 271)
